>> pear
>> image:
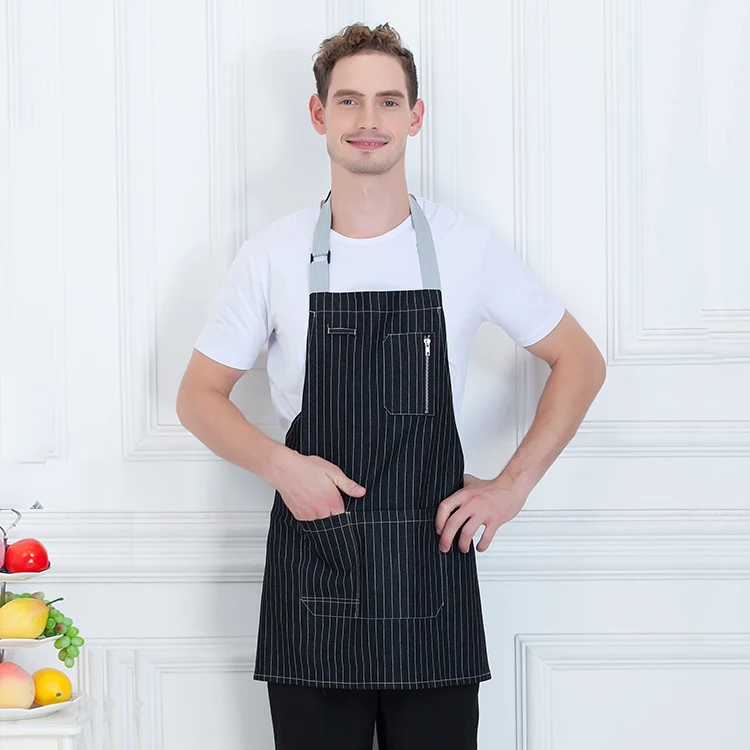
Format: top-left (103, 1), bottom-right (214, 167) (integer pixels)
top-left (0, 598), bottom-right (49, 639)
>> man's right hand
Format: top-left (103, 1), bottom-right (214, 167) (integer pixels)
top-left (268, 448), bottom-right (366, 521)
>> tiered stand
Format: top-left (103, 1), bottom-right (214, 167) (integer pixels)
top-left (0, 509), bottom-right (94, 732)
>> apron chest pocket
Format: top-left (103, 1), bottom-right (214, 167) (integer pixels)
top-left (297, 511), bottom-right (360, 618)
top-left (382, 332), bottom-right (435, 416)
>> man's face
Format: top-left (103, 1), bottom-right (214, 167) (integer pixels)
top-left (310, 52), bottom-right (424, 176)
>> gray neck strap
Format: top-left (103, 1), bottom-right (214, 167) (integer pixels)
top-left (309, 193), bottom-right (441, 294)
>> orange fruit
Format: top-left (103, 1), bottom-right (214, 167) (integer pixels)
top-left (31, 668), bottom-right (72, 705)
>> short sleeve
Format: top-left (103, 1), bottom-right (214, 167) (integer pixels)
top-left (193, 237), bottom-right (271, 370)
top-left (481, 230), bottom-right (565, 346)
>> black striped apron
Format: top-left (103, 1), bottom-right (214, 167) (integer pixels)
top-left (253, 192), bottom-right (492, 689)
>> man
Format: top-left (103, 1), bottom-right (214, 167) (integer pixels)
top-left (177, 21), bottom-right (605, 750)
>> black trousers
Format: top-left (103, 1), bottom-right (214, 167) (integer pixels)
top-left (266, 681), bottom-right (480, 750)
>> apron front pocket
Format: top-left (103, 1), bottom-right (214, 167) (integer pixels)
top-left (382, 331), bottom-right (436, 416)
top-left (297, 510), bottom-right (360, 618)
top-left (354, 507), bottom-right (445, 620)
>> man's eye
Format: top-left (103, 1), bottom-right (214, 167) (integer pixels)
top-left (339, 99), bottom-right (398, 106)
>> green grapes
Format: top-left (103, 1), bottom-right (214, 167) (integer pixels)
top-left (44, 604), bottom-right (85, 668)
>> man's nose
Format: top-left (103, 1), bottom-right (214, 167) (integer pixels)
top-left (355, 102), bottom-right (381, 129)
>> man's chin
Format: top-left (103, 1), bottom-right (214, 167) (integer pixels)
top-left (327, 144), bottom-right (404, 175)
top-left (333, 157), bottom-right (394, 177)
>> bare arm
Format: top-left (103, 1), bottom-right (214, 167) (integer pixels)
top-left (435, 310), bottom-right (607, 552)
top-left (176, 349), bottom-right (366, 518)
top-left (494, 309), bottom-right (607, 496)
top-left (175, 349), bottom-right (285, 485)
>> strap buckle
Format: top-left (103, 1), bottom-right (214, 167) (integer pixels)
top-left (310, 250), bottom-right (331, 264)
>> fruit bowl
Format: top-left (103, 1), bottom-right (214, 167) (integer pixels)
top-left (0, 565), bottom-right (51, 583)
top-left (0, 691), bottom-right (84, 721)
top-left (0, 635), bottom-right (56, 648)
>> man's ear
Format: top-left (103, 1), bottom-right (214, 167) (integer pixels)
top-left (309, 94), bottom-right (326, 135)
top-left (409, 98), bottom-right (426, 137)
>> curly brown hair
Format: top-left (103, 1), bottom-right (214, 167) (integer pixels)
top-left (312, 22), bottom-right (419, 110)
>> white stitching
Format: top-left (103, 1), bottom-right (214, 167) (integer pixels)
top-left (301, 601), bottom-right (445, 620)
top-left (253, 671), bottom-right (491, 685)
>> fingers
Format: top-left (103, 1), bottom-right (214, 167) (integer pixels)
top-left (330, 470), bottom-right (367, 497)
top-left (456, 516), bottom-right (485, 554)
top-left (438, 506), bottom-right (471, 552)
top-left (434, 490), bottom-right (465, 534)
top-left (439, 506), bottom-right (500, 554)
top-left (285, 458), bottom-right (366, 520)
top-left (475, 524), bottom-right (499, 553)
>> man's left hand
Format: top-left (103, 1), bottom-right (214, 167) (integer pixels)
top-left (435, 473), bottom-right (527, 553)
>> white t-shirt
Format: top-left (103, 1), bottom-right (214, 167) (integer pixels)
top-left (194, 195), bottom-right (565, 435)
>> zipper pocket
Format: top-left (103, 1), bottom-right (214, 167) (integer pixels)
top-left (382, 331), bottom-right (435, 416)
top-left (423, 335), bottom-right (431, 414)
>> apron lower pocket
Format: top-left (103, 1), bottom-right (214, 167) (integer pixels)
top-left (297, 510), bottom-right (360, 618)
top-left (296, 507), bottom-right (445, 621)
top-left (355, 507), bottom-right (445, 620)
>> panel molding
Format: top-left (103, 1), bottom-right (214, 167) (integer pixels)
top-left (80, 637), bottom-right (254, 750)
top-left (566, 419), bottom-right (750, 456)
top-left (428, 0), bottom-right (461, 208)
top-left (515, 0), bottom-right (750, 454)
top-left (12, 509), bottom-right (750, 584)
top-left (83, 632), bottom-right (750, 750)
top-left (605, 0), bottom-right (750, 364)
top-left (515, 633), bottom-right (750, 750)
top-left (135, 638), bottom-right (255, 750)
top-left (0, 0), bottom-right (66, 462)
top-left (115, 0), bottom-right (283, 460)
top-left (512, 0), bottom-right (555, 444)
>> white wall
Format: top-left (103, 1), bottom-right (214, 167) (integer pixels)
top-left (1, 0), bottom-right (748, 748)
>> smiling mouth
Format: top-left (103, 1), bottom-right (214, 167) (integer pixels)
top-left (347, 140), bottom-right (387, 150)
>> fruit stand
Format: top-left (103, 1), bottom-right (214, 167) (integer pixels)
top-left (0, 510), bottom-right (95, 749)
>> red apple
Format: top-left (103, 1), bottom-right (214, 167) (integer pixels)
top-left (4, 538), bottom-right (49, 573)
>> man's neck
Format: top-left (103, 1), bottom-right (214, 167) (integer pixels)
top-left (321, 180), bottom-right (413, 240)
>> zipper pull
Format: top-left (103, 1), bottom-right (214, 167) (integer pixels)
top-left (423, 335), bottom-right (431, 357)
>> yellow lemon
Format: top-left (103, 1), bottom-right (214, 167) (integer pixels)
top-left (32, 668), bottom-right (72, 705)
